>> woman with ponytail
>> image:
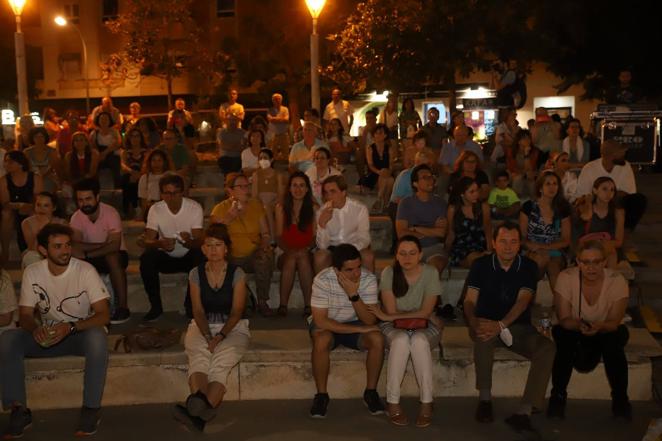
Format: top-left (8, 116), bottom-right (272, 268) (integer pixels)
top-left (367, 235), bottom-right (442, 428)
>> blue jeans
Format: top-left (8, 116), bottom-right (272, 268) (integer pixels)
top-left (0, 327), bottom-right (108, 409)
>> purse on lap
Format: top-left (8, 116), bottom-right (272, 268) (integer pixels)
top-left (393, 318), bottom-right (428, 330)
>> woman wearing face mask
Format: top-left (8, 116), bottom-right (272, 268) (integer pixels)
top-left (305, 147), bottom-right (340, 205)
top-left (20, 192), bottom-right (67, 268)
top-left (251, 149), bottom-right (285, 240)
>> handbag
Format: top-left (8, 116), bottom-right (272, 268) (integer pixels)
top-left (573, 274), bottom-right (601, 373)
top-left (393, 318), bottom-right (428, 330)
top-left (578, 219), bottom-right (612, 244)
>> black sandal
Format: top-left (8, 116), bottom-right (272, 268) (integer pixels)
top-left (303, 306), bottom-right (312, 317)
top-left (277, 305), bottom-right (288, 317)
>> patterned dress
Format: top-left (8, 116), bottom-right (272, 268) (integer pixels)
top-left (450, 204), bottom-right (487, 266)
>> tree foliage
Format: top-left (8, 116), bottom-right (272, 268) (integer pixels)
top-left (531, 0), bottom-right (662, 102)
top-left (324, 0), bottom-right (534, 107)
top-left (106, 0), bottom-right (228, 107)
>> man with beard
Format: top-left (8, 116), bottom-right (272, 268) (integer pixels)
top-left (0, 223), bottom-right (110, 438)
top-left (70, 178), bottom-right (129, 324)
top-left (577, 140), bottom-right (647, 230)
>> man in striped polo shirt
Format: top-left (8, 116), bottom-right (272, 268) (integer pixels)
top-left (308, 244), bottom-right (385, 418)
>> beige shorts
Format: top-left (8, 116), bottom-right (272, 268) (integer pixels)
top-left (184, 319), bottom-right (251, 385)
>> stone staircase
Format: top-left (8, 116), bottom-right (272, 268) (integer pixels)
top-left (21, 320), bottom-right (662, 410)
top-left (7, 163), bottom-right (662, 410)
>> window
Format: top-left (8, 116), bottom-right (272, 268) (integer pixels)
top-left (63, 3), bottom-right (80, 24)
top-left (102, 0), bottom-right (119, 22)
top-left (217, 0), bottom-right (235, 18)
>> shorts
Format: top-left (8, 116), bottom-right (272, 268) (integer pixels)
top-left (309, 320), bottom-right (365, 351)
top-left (421, 243), bottom-right (447, 262)
top-left (86, 250), bottom-right (129, 274)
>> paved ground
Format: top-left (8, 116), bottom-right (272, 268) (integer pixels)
top-left (2, 398), bottom-right (659, 441)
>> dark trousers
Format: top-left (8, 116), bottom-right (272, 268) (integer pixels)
top-left (217, 156), bottom-right (242, 175)
top-left (139, 248), bottom-right (203, 310)
top-left (99, 154), bottom-right (122, 188)
top-left (121, 174), bottom-right (139, 212)
top-left (387, 201), bottom-right (398, 253)
top-left (0, 327), bottom-right (108, 409)
top-left (551, 324), bottom-right (629, 401)
top-left (621, 193), bottom-right (647, 231)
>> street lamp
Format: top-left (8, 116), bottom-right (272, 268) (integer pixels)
top-left (8, 0), bottom-right (29, 115)
top-left (305, 0), bottom-right (326, 113)
top-left (54, 15), bottom-right (90, 114)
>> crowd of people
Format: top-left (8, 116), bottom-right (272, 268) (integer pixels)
top-left (0, 87), bottom-right (647, 437)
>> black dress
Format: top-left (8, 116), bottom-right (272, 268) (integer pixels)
top-left (6, 172), bottom-right (35, 251)
top-left (359, 143), bottom-right (390, 189)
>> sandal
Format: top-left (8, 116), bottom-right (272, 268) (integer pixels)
top-left (277, 305), bottom-right (288, 317)
top-left (303, 306), bottom-right (312, 317)
top-left (387, 404), bottom-right (409, 426)
top-left (415, 403), bottom-right (433, 428)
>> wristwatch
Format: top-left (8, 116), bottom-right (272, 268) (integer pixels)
top-left (68, 322), bottom-right (78, 335)
top-left (349, 294), bottom-right (360, 303)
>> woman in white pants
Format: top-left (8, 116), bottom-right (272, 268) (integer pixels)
top-left (367, 235), bottom-right (442, 427)
top-left (173, 224), bottom-right (251, 432)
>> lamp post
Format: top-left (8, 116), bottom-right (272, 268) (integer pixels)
top-left (54, 15), bottom-right (90, 114)
top-left (8, 0), bottom-right (29, 115)
top-left (305, 0), bottom-right (326, 113)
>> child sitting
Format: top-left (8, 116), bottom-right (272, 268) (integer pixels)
top-left (488, 170), bottom-right (521, 221)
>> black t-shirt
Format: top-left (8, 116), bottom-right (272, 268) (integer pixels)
top-left (448, 170), bottom-right (490, 195)
top-left (466, 253), bottom-right (538, 324)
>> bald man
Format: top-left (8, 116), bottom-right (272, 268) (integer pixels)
top-left (577, 140), bottom-right (646, 230)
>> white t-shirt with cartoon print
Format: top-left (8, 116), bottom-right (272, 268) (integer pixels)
top-left (20, 258), bottom-right (110, 327)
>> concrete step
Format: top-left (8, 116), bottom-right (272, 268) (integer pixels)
top-left (21, 324), bottom-right (662, 409)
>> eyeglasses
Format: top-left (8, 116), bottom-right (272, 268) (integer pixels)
top-left (577, 258), bottom-right (605, 266)
top-left (418, 175), bottom-right (435, 181)
top-left (161, 190), bottom-right (182, 196)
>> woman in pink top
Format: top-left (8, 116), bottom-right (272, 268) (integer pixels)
top-left (548, 240), bottom-right (631, 420)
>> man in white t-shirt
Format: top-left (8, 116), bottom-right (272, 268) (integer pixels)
top-left (267, 93), bottom-right (290, 161)
top-left (323, 88), bottom-right (354, 134)
top-left (576, 140), bottom-right (647, 230)
top-left (309, 244), bottom-right (384, 418)
top-left (314, 175), bottom-right (373, 274)
top-left (140, 174), bottom-right (204, 321)
top-left (0, 223), bottom-right (110, 438)
top-left (70, 178), bottom-right (130, 324)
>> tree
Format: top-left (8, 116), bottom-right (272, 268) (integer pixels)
top-left (324, 0), bottom-right (535, 110)
top-left (219, 0), bottom-right (357, 118)
top-left (106, 0), bottom-right (228, 108)
top-left (531, 0), bottom-right (662, 102)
